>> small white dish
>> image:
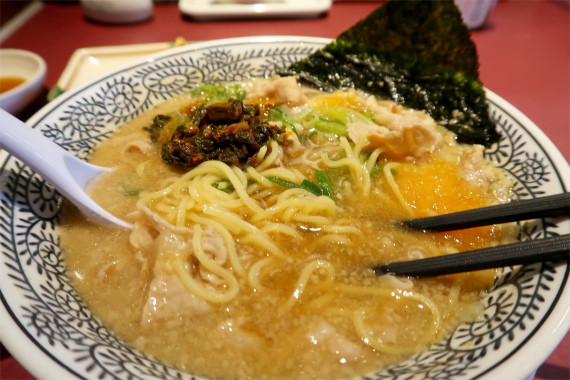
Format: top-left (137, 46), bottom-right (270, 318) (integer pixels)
top-left (79, 0), bottom-right (153, 24)
top-left (178, 0), bottom-right (332, 20)
top-left (0, 49), bottom-right (46, 115)
top-left (48, 42), bottom-right (173, 100)
top-left (454, 0), bottom-right (497, 29)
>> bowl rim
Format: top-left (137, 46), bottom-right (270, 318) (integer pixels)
top-left (0, 48), bottom-right (47, 100)
top-left (472, 88), bottom-right (570, 380)
top-left (1, 35), bottom-right (569, 380)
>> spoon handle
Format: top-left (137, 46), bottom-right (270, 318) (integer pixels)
top-left (0, 109), bottom-right (130, 228)
top-left (1, 109), bottom-right (76, 185)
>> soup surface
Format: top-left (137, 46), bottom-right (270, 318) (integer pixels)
top-left (62, 77), bottom-right (516, 379)
top-left (0, 76), bottom-right (25, 93)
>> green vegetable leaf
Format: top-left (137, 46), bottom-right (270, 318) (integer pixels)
top-left (124, 190), bottom-right (140, 196)
top-left (270, 107), bottom-right (300, 137)
top-left (370, 167), bottom-right (383, 177)
top-left (313, 117), bottom-right (347, 136)
top-left (266, 176), bottom-right (327, 198)
top-left (300, 179), bottom-right (324, 197)
top-left (266, 176), bottom-right (300, 189)
top-left (191, 83), bottom-right (246, 102)
top-left (315, 170), bottom-right (334, 199)
top-left (214, 179), bottom-right (235, 193)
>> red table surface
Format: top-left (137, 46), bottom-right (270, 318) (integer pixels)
top-left (0, 1), bottom-right (569, 379)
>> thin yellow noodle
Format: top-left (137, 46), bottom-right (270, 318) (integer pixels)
top-left (384, 162), bottom-right (415, 217)
top-left (172, 259), bottom-right (238, 303)
top-left (275, 187), bottom-right (312, 202)
top-left (202, 204), bottom-right (261, 234)
top-left (269, 193), bottom-right (333, 215)
top-left (202, 205), bottom-right (285, 256)
top-left (247, 257), bottom-right (275, 291)
top-left (352, 287), bottom-right (441, 354)
top-left (180, 162), bottom-right (246, 189)
top-left (250, 189), bottom-right (274, 200)
top-left (312, 282), bottom-right (443, 354)
top-left (258, 167), bottom-right (306, 183)
top-left (263, 195), bottom-right (280, 207)
top-left (232, 165), bottom-right (248, 185)
top-left (341, 137), bottom-right (371, 194)
top-left (201, 205), bottom-right (254, 234)
top-left (250, 198), bottom-right (318, 223)
top-left (331, 284), bottom-right (441, 339)
top-left (366, 148), bottom-right (384, 172)
top-left (323, 306), bottom-right (355, 318)
top-left (352, 131), bottom-right (369, 158)
top-left (321, 149), bottom-right (370, 195)
top-left (191, 225), bottom-right (235, 278)
top-left (187, 161), bottom-right (261, 213)
top-left (304, 196), bottom-right (337, 215)
top-left (260, 223), bottom-right (301, 239)
top-left (155, 203), bottom-right (175, 214)
top-left (172, 225), bottom-right (239, 303)
top-left (321, 155), bottom-right (359, 174)
top-left (246, 166), bottom-right (274, 188)
top-left (300, 292), bottom-right (337, 311)
top-left (292, 214), bottom-right (334, 225)
top-left (246, 182), bottom-right (262, 193)
top-left (187, 176), bottom-right (208, 203)
top-left (239, 234), bottom-right (285, 257)
top-left (175, 197), bottom-right (193, 227)
top-left (255, 145), bottom-right (268, 164)
top-left (370, 190), bottom-right (399, 211)
top-left (193, 176), bottom-right (242, 208)
top-left (199, 181), bottom-right (244, 209)
top-left (282, 207), bottom-right (299, 223)
top-left (255, 140), bottom-right (280, 171)
top-left (165, 211), bottom-right (177, 225)
top-left (188, 213), bottom-right (244, 276)
top-left (136, 185), bottom-right (176, 209)
top-left (422, 208), bottom-right (438, 217)
top-left (291, 168), bottom-right (306, 180)
top-left (282, 260), bottom-right (336, 309)
top-left (352, 309), bottom-right (424, 355)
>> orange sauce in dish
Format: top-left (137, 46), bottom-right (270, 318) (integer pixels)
top-left (0, 77), bottom-right (26, 94)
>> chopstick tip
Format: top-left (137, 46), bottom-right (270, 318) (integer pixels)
top-left (373, 265), bottom-right (393, 276)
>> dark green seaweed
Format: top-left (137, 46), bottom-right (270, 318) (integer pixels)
top-left (336, 0), bottom-right (480, 81)
top-left (281, 0), bottom-right (501, 147)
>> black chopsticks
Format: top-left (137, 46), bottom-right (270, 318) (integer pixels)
top-left (374, 193), bottom-right (570, 277)
top-left (374, 234), bottom-right (570, 277)
top-left (401, 192), bottom-right (570, 231)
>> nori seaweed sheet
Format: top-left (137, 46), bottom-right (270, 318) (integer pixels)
top-left (337, 0), bottom-right (480, 81)
top-left (280, 0), bottom-right (501, 147)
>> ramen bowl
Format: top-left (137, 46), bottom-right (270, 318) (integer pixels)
top-left (1, 36), bottom-right (569, 380)
top-left (0, 49), bottom-right (46, 114)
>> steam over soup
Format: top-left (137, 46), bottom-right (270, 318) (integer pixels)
top-left (61, 77), bottom-right (516, 379)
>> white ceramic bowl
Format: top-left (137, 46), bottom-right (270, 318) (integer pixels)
top-left (1, 36), bottom-right (569, 380)
top-left (0, 48), bottom-right (47, 114)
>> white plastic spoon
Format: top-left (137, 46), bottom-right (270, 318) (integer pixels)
top-left (0, 109), bottom-right (131, 229)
